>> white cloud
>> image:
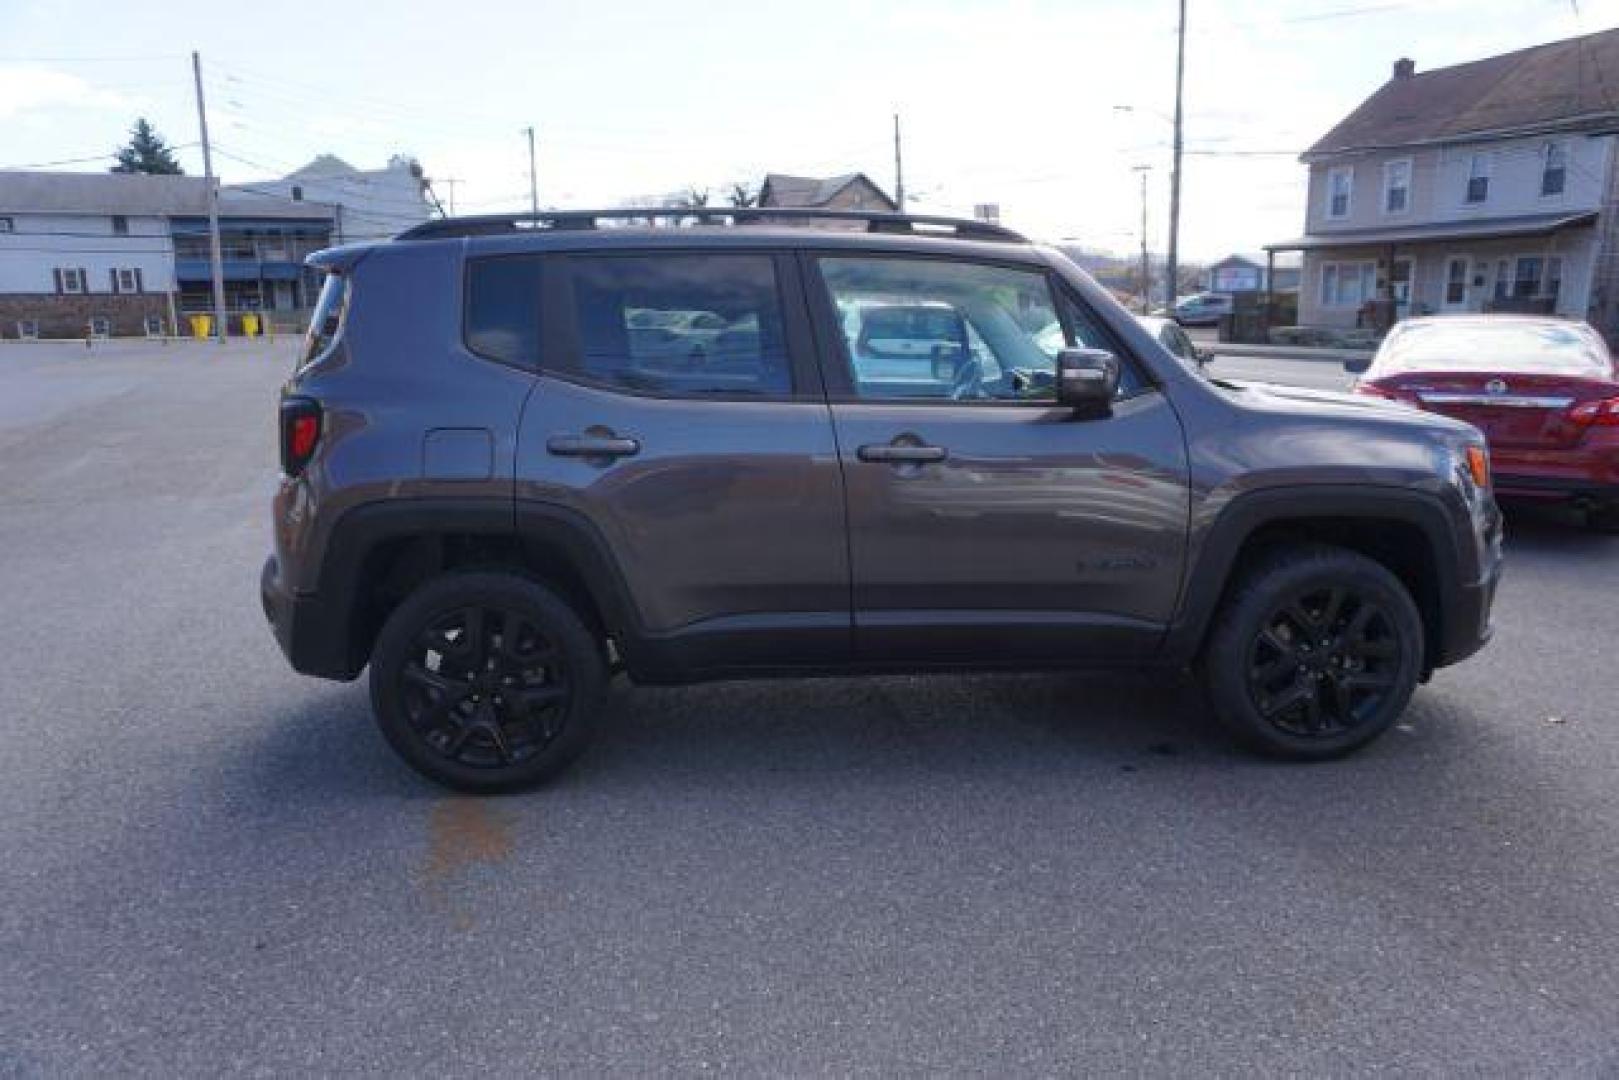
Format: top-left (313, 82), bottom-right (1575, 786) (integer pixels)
top-left (0, 66), bottom-right (131, 120)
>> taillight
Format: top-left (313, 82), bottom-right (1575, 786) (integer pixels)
top-left (280, 397), bottom-right (322, 477)
top-left (1569, 396), bottom-right (1619, 427)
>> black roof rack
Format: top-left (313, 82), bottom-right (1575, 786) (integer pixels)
top-left (396, 206), bottom-right (1027, 243)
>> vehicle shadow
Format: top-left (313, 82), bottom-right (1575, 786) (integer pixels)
top-left (239, 667), bottom-right (1238, 806)
top-left (1501, 500), bottom-right (1617, 555)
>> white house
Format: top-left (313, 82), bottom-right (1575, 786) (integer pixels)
top-left (234, 154), bottom-right (433, 244)
top-left (1268, 30), bottom-right (1619, 343)
top-left (0, 171), bottom-right (204, 337)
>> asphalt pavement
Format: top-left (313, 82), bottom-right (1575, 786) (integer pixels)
top-left (3, 339), bottom-right (1618, 1075)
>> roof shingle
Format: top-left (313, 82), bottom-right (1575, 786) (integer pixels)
top-left (1306, 28), bottom-right (1619, 158)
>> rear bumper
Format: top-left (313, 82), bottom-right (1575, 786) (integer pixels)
top-left (261, 555), bottom-right (361, 681)
top-left (1491, 438), bottom-right (1619, 503)
top-left (1493, 473), bottom-right (1619, 504)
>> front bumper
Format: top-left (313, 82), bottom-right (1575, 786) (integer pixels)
top-left (260, 555), bottom-right (361, 681)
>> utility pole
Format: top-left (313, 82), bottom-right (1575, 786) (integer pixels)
top-left (1132, 165), bottom-right (1152, 313)
top-left (191, 50), bottom-right (227, 343)
top-left (1166, 0), bottom-right (1187, 308)
top-left (893, 112), bottom-right (905, 211)
top-left (444, 177), bottom-right (460, 216)
top-left (524, 126), bottom-right (538, 216)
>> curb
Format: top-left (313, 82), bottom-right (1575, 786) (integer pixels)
top-left (1208, 343), bottom-right (1373, 364)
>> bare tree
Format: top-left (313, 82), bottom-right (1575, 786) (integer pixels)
top-left (726, 181), bottom-right (759, 208)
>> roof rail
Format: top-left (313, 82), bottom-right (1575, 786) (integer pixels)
top-left (395, 206), bottom-right (1027, 243)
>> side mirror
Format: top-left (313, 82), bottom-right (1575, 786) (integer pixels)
top-left (1342, 357), bottom-right (1371, 375)
top-left (1056, 347), bottom-right (1120, 411)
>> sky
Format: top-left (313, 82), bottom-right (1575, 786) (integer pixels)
top-left (3, 0), bottom-right (1616, 260)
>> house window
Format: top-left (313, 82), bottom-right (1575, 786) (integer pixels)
top-left (1465, 154), bottom-right (1490, 203)
top-left (1320, 261), bottom-right (1375, 308)
top-left (111, 215), bottom-right (129, 235)
top-left (1382, 159), bottom-right (1411, 214)
top-left (1445, 258), bottom-right (1469, 305)
top-left (0, 216), bottom-right (13, 233)
top-left (1513, 257), bottom-right (1543, 299)
top-left (112, 268), bottom-right (141, 294)
top-left (1546, 257), bottom-right (1563, 302)
top-left (55, 268), bottom-right (89, 294)
top-left (1493, 259), bottom-right (1511, 300)
top-left (1326, 166), bottom-right (1353, 219)
top-left (1541, 142), bottom-right (1568, 196)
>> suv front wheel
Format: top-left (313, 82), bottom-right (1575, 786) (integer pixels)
top-left (1202, 545), bottom-right (1423, 759)
top-left (369, 572), bottom-right (607, 792)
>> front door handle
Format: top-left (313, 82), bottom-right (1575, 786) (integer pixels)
top-left (546, 433), bottom-right (641, 458)
top-left (857, 443), bottom-right (947, 464)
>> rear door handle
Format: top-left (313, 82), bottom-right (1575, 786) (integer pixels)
top-left (546, 434), bottom-right (641, 458)
top-left (856, 443), bottom-right (947, 464)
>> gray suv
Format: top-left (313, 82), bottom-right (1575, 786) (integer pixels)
top-left (261, 208), bottom-right (1502, 791)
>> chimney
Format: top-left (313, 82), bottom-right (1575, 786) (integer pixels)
top-left (1393, 57), bottom-right (1416, 80)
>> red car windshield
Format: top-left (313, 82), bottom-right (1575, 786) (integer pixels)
top-left (1373, 320), bottom-right (1612, 378)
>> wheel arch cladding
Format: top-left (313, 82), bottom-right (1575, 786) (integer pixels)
top-left (1169, 486), bottom-right (1463, 671)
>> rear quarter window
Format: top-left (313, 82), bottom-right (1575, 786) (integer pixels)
top-left (301, 272), bottom-right (349, 369)
top-left (465, 255), bottom-right (544, 367)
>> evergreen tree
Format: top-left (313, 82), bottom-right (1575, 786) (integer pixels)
top-left (110, 119), bottom-right (184, 175)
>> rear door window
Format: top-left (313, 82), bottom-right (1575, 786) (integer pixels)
top-left (560, 254), bottom-right (793, 397)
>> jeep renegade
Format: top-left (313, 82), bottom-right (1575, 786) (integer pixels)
top-left (261, 208), bottom-right (1502, 791)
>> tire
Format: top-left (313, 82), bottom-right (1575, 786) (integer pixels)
top-left (368, 571), bottom-right (607, 792)
top-left (1201, 544), bottom-right (1424, 760)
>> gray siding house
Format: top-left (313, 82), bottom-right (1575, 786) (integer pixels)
top-left (758, 173), bottom-right (896, 212)
top-left (1269, 30), bottom-right (1619, 343)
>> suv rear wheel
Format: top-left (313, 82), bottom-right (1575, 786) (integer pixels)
top-left (1202, 545), bottom-right (1423, 759)
top-left (369, 572), bottom-right (607, 792)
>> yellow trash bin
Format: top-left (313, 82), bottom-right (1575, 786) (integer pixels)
top-left (242, 313), bottom-right (261, 338)
top-left (188, 314), bottom-right (213, 339)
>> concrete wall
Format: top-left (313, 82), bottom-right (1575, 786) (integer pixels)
top-left (0, 212), bottom-right (176, 295)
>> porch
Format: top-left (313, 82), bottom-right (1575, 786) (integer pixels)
top-left (1266, 211), bottom-right (1598, 333)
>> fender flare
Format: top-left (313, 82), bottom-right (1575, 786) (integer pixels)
top-left (1162, 484), bottom-right (1473, 666)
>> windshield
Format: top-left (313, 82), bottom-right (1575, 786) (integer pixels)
top-left (1372, 320), bottom-right (1612, 378)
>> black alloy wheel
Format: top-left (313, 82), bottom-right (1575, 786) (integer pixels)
top-left (400, 604), bottom-right (569, 769)
top-left (370, 572), bottom-right (607, 791)
top-left (1245, 585), bottom-right (1400, 737)
top-left (1204, 545), bottom-right (1423, 760)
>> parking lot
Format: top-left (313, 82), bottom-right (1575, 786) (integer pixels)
top-left (3, 338), bottom-right (1619, 1073)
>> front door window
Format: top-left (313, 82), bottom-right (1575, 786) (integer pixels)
top-left (1444, 257), bottom-right (1470, 309)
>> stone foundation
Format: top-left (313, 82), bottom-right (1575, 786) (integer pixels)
top-left (0, 294), bottom-right (174, 339)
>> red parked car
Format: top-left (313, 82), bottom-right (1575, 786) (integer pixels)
top-left (1351, 315), bottom-right (1619, 530)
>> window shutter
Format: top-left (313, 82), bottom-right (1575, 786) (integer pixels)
top-left (110, 269), bottom-right (120, 294)
top-left (79, 268), bottom-right (89, 294)
top-left (134, 268), bottom-right (144, 294)
top-left (53, 268), bottom-right (64, 294)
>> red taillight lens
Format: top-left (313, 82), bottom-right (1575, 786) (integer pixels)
top-left (280, 398), bottom-right (322, 477)
top-left (1569, 396), bottom-right (1619, 427)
